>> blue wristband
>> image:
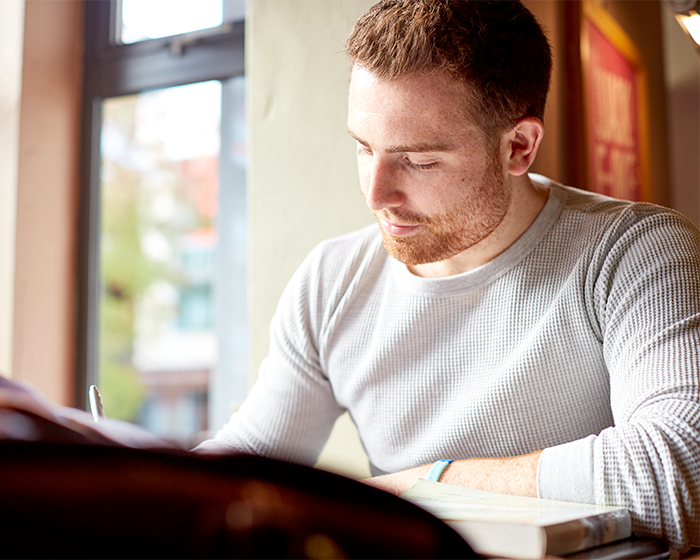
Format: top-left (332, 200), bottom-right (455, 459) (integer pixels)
top-left (426, 459), bottom-right (454, 482)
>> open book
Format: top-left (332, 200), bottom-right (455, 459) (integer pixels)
top-left (401, 479), bottom-right (631, 559)
top-left (0, 375), bottom-right (176, 450)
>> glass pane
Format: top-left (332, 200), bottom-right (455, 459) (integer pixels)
top-left (99, 78), bottom-right (247, 446)
top-left (121, 0), bottom-right (221, 44)
top-left (210, 76), bottom-right (249, 433)
top-left (119, 0), bottom-right (245, 45)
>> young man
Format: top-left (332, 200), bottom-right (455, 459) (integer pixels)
top-left (200, 0), bottom-right (699, 550)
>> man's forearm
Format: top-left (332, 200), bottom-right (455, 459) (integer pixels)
top-left (362, 450), bottom-right (542, 497)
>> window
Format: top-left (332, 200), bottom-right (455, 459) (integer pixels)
top-left (78, 1), bottom-right (247, 446)
top-left (119, 0), bottom-right (242, 44)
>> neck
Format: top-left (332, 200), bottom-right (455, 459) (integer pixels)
top-left (408, 175), bottom-right (549, 278)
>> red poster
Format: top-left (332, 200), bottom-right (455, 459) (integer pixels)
top-left (582, 11), bottom-right (646, 201)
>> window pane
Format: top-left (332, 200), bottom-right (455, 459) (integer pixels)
top-left (99, 79), bottom-right (246, 445)
top-left (222, 0), bottom-right (247, 23)
top-left (119, 0), bottom-right (245, 45)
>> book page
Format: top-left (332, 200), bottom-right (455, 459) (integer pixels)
top-left (401, 479), bottom-right (628, 525)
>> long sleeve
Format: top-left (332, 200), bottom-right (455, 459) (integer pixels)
top-left (540, 206), bottom-right (700, 550)
top-left (196, 232), bottom-right (379, 462)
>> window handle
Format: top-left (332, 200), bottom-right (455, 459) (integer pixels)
top-left (169, 23), bottom-right (234, 56)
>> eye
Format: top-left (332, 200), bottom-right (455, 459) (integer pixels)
top-left (356, 144), bottom-right (372, 157)
top-left (406, 158), bottom-right (439, 171)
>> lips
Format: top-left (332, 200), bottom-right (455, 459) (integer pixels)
top-left (380, 217), bottom-right (420, 237)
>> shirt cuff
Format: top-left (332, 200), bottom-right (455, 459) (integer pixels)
top-left (537, 434), bottom-right (596, 504)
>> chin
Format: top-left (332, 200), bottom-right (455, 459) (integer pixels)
top-left (380, 231), bottom-right (464, 266)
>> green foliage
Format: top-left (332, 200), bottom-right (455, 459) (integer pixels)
top-left (98, 96), bottom-right (169, 423)
top-left (100, 357), bottom-right (145, 423)
top-left (98, 168), bottom-right (149, 422)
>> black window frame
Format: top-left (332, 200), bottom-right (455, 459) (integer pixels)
top-left (76, 0), bottom-right (245, 410)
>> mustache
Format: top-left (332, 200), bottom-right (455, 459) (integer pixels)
top-left (375, 208), bottom-right (431, 226)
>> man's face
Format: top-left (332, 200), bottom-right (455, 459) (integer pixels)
top-left (347, 66), bottom-right (510, 267)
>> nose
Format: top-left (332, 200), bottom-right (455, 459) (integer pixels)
top-left (363, 156), bottom-right (404, 212)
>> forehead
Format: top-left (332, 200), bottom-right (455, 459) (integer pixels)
top-left (347, 66), bottom-right (484, 146)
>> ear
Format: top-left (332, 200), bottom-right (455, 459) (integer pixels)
top-left (504, 117), bottom-right (544, 176)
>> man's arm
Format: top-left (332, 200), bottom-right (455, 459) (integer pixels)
top-left (362, 450), bottom-right (542, 497)
top-left (196, 241), bottom-right (348, 461)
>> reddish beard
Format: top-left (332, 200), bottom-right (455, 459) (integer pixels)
top-left (375, 152), bottom-right (510, 266)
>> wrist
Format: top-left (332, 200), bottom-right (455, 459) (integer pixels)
top-left (425, 459), bottom-right (454, 482)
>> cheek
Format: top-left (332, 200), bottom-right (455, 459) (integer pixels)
top-left (357, 162), bottom-right (369, 194)
top-left (420, 173), bottom-right (478, 213)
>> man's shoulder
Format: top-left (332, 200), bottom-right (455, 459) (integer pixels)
top-left (315, 223), bottom-right (383, 255)
top-left (532, 174), bottom-right (633, 215)
top-left (282, 224), bottom-right (388, 310)
top-left (529, 176), bottom-right (700, 271)
top-left (532, 174), bottom-right (694, 228)
top-left (297, 223), bottom-right (386, 282)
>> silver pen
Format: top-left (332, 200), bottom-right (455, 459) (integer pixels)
top-left (88, 384), bottom-right (106, 422)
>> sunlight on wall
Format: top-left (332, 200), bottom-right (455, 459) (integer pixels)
top-left (0, 0), bottom-right (25, 379)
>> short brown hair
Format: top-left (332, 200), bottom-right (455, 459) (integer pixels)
top-left (346, 0), bottom-right (552, 143)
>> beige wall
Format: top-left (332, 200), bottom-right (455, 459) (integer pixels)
top-left (248, 0), bottom-right (375, 378)
top-left (10, 0), bottom-right (84, 405)
top-left (248, 0), bottom-right (375, 478)
top-left (0, 0), bottom-right (25, 380)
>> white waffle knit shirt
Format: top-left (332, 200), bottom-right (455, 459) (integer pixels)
top-left (202, 176), bottom-right (700, 549)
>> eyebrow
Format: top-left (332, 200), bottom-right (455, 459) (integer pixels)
top-left (347, 129), bottom-right (452, 154)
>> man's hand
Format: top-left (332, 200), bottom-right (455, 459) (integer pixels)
top-left (362, 450), bottom-right (542, 497)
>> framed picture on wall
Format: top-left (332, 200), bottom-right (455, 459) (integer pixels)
top-left (580, 0), bottom-right (651, 202)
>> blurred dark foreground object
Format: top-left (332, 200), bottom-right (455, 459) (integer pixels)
top-left (0, 440), bottom-right (477, 559)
